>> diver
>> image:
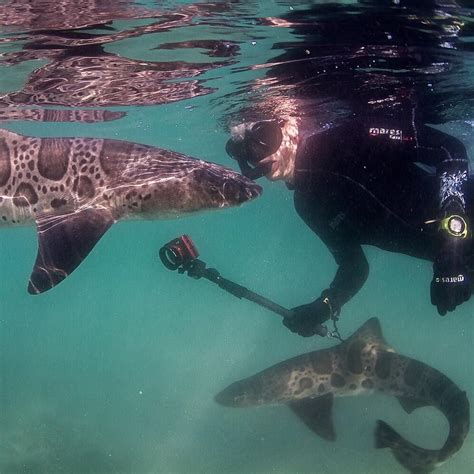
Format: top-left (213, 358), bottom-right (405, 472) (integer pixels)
top-left (225, 116), bottom-right (472, 336)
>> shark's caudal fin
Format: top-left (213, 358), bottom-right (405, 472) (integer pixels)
top-left (288, 393), bottom-right (336, 441)
top-left (28, 208), bottom-right (115, 294)
top-left (375, 420), bottom-right (436, 474)
top-left (375, 419), bottom-right (403, 450)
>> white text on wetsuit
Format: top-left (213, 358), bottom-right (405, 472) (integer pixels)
top-left (368, 128), bottom-right (403, 140)
top-left (435, 275), bottom-right (465, 284)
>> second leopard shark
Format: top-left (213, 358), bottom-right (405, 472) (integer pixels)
top-left (216, 318), bottom-right (470, 473)
top-left (0, 128), bottom-right (261, 294)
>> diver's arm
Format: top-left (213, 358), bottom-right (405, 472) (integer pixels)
top-left (326, 244), bottom-right (369, 309)
top-left (285, 191), bottom-right (369, 337)
top-left (416, 125), bottom-right (469, 215)
top-left (293, 190), bottom-right (370, 308)
top-left (416, 125), bottom-right (468, 168)
top-left (417, 126), bottom-right (472, 315)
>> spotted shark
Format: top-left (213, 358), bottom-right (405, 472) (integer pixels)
top-left (0, 128), bottom-right (261, 294)
top-left (215, 318), bottom-right (469, 473)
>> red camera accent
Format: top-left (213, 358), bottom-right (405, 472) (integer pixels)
top-left (180, 235), bottom-right (199, 260)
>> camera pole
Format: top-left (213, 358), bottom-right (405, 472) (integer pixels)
top-left (185, 259), bottom-right (295, 319)
top-left (186, 260), bottom-right (328, 337)
top-left (159, 234), bottom-right (329, 338)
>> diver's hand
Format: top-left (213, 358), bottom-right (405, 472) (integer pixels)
top-left (283, 297), bottom-right (331, 337)
top-left (431, 259), bottom-right (471, 316)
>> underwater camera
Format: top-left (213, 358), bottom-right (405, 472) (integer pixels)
top-left (159, 235), bottom-right (333, 339)
top-left (159, 235), bottom-right (199, 271)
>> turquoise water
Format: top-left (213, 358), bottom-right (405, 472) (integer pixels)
top-left (1, 1), bottom-right (474, 473)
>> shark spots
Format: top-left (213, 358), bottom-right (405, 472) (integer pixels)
top-left (294, 377), bottom-right (314, 395)
top-left (38, 138), bottom-right (70, 180)
top-left (361, 378), bottom-right (374, 389)
top-left (347, 340), bottom-right (365, 374)
top-left (375, 351), bottom-right (392, 379)
top-left (73, 175), bottom-right (95, 199)
top-left (13, 182), bottom-right (38, 207)
top-left (99, 139), bottom-right (135, 177)
top-left (310, 350), bottom-right (333, 374)
top-left (330, 373), bottom-right (346, 388)
top-left (0, 138), bottom-right (11, 186)
top-left (51, 198), bottom-right (67, 209)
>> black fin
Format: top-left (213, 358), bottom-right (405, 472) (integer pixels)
top-left (375, 420), bottom-right (435, 474)
top-left (397, 396), bottom-right (429, 414)
top-left (288, 394), bottom-right (336, 441)
top-left (28, 208), bottom-right (114, 294)
top-left (374, 419), bottom-right (401, 449)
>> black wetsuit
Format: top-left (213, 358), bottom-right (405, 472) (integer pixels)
top-left (291, 118), bottom-right (471, 309)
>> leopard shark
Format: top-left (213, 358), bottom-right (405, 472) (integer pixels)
top-left (215, 318), bottom-right (470, 473)
top-left (0, 128), bottom-right (261, 294)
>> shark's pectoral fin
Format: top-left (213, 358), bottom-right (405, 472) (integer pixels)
top-left (288, 393), bottom-right (336, 441)
top-left (397, 396), bottom-right (429, 414)
top-left (28, 208), bottom-right (115, 294)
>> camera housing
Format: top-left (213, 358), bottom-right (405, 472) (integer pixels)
top-left (159, 235), bottom-right (199, 271)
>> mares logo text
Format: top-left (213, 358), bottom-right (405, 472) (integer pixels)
top-left (369, 127), bottom-right (403, 140)
top-left (435, 275), bottom-right (465, 284)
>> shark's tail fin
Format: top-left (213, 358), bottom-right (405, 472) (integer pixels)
top-left (375, 420), bottom-right (436, 474)
top-left (375, 420), bottom-right (403, 449)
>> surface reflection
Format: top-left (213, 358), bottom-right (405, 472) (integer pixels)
top-left (222, 1), bottom-right (474, 127)
top-left (0, 1), bottom-right (241, 120)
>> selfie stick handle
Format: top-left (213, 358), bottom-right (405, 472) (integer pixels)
top-left (206, 271), bottom-right (294, 319)
top-left (185, 262), bottom-right (293, 319)
top-left (205, 269), bottom-right (328, 337)
top-left (182, 259), bottom-right (327, 337)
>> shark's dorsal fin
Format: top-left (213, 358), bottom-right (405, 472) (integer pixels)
top-left (342, 317), bottom-right (393, 351)
top-left (28, 208), bottom-right (115, 294)
top-left (288, 393), bottom-right (336, 441)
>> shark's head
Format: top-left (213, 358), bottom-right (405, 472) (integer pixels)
top-left (215, 369), bottom-right (291, 407)
top-left (215, 377), bottom-right (264, 407)
top-left (172, 162), bottom-right (263, 213)
top-left (133, 162), bottom-right (263, 217)
top-left (99, 146), bottom-right (263, 218)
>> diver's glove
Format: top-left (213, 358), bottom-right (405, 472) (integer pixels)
top-left (283, 290), bottom-right (338, 337)
top-left (431, 215), bottom-right (472, 316)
